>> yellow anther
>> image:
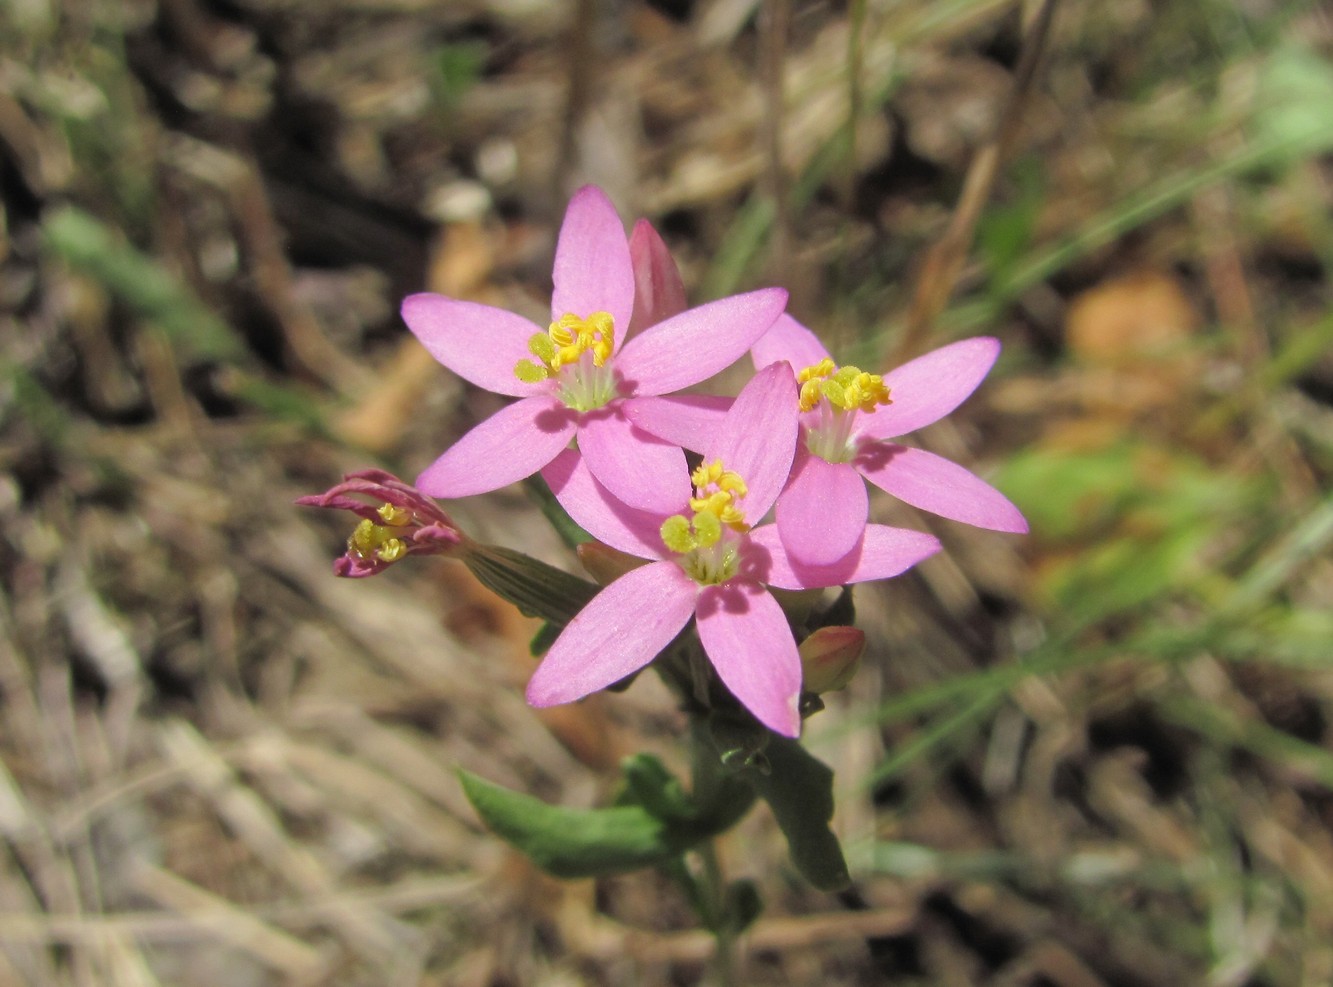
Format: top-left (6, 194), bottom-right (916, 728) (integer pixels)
top-left (685, 459), bottom-right (750, 533)
top-left (691, 460), bottom-right (748, 498)
top-left (547, 312), bottom-right (615, 369)
top-left (797, 358), bottom-right (836, 385)
top-left (689, 490), bottom-right (731, 517)
top-left (831, 366), bottom-right (890, 412)
top-left (377, 538), bottom-right (407, 562)
top-left (348, 518), bottom-right (410, 564)
top-left (377, 503), bottom-right (411, 527)
top-left (515, 314), bottom-right (616, 383)
top-left (796, 359), bottom-right (891, 413)
top-left (797, 359), bottom-right (837, 411)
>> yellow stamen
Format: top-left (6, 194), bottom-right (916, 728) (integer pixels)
top-left (377, 503), bottom-right (411, 526)
top-left (377, 538), bottom-right (407, 562)
top-left (514, 312), bottom-right (616, 382)
top-left (795, 359), bottom-right (892, 413)
top-left (548, 312), bottom-right (615, 369)
top-left (684, 460), bottom-right (750, 534)
top-left (348, 517), bottom-right (410, 564)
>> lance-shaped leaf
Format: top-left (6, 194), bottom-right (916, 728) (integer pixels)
top-left (460, 764), bottom-right (755, 879)
top-left (461, 770), bottom-right (687, 877)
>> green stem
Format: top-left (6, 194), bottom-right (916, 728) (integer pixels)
top-left (689, 720), bottom-right (740, 986)
top-left (697, 840), bottom-right (737, 987)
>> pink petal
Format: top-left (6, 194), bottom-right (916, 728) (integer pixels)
top-left (775, 451), bottom-right (868, 566)
top-left (748, 523), bottom-right (940, 590)
top-left (749, 313), bottom-right (832, 373)
top-left (706, 363), bottom-right (799, 521)
top-left (551, 186), bottom-right (634, 343)
top-left (526, 560), bottom-right (697, 707)
top-left (415, 396), bottom-right (576, 497)
top-left (622, 394), bottom-right (733, 451)
top-left (616, 288), bottom-right (788, 395)
top-left (542, 450), bottom-right (668, 559)
top-left (576, 410), bottom-right (691, 516)
top-left (856, 443), bottom-right (1028, 533)
top-left (626, 220), bottom-right (687, 340)
top-left (401, 294), bottom-right (546, 398)
top-left (696, 581), bottom-right (802, 737)
top-left (856, 337), bottom-right (1001, 440)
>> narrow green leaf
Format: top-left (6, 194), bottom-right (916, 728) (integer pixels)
top-left (460, 770), bottom-right (687, 878)
top-left (460, 767), bottom-right (753, 880)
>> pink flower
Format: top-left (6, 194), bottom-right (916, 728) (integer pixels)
top-left (296, 470), bottom-right (465, 577)
top-left (402, 186), bottom-right (787, 515)
top-left (745, 315), bottom-right (1028, 567)
top-left (529, 364), bottom-right (941, 737)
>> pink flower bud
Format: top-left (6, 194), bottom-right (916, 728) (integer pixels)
top-left (626, 219), bottom-right (688, 339)
top-left (798, 626), bottom-right (865, 694)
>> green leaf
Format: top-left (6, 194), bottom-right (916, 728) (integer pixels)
top-left (743, 736), bottom-right (850, 891)
top-left (620, 754), bottom-right (694, 822)
top-left (460, 765), bottom-right (754, 880)
top-left (460, 770), bottom-right (689, 878)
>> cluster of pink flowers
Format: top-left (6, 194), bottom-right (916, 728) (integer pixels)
top-left (316, 186), bottom-right (1026, 738)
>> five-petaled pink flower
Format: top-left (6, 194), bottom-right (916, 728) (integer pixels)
top-left (402, 185), bottom-right (787, 515)
top-left (528, 363), bottom-right (941, 737)
top-left (741, 315), bottom-right (1028, 568)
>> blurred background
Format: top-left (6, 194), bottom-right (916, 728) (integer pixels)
top-left (3, 0), bottom-right (1333, 984)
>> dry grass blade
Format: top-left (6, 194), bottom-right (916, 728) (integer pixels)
top-left (129, 862), bottom-right (329, 982)
top-left (154, 718), bottom-right (418, 971)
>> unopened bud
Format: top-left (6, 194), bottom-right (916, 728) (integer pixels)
top-left (798, 626), bottom-right (865, 694)
top-left (627, 219), bottom-right (688, 339)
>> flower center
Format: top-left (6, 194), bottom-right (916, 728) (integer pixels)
top-left (660, 460), bottom-right (750, 585)
top-left (797, 358), bottom-right (892, 463)
top-left (348, 502), bottom-right (413, 564)
top-left (515, 312), bottom-right (620, 412)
